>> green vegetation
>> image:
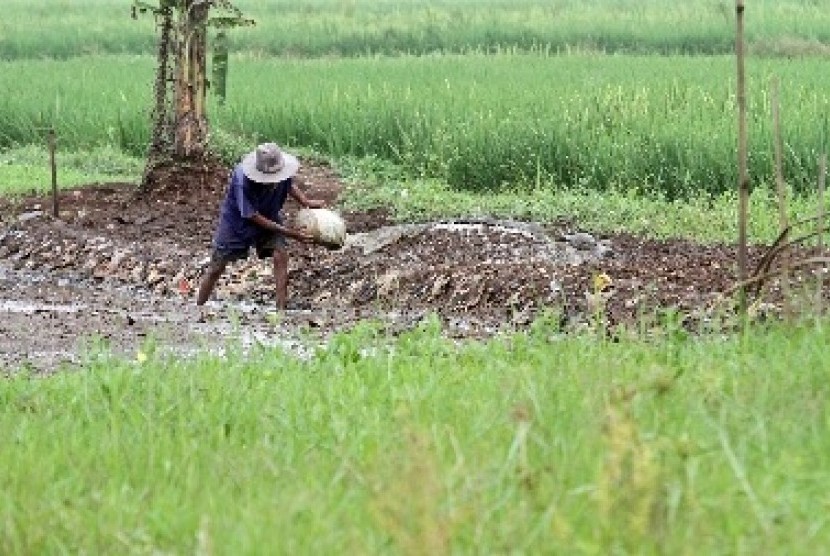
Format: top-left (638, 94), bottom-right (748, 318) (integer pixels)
top-left (3, 0), bottom-right (830, 59)
top-left (0, 145), bottom-right (141, 195)
top-left (339, 156), bottom-right (826, 244)
top-left (3, 143), bottom-right (822, 244)
top-left (2, 319), bottom-right (829, 553)
top-left (3, 2), bottom-right (830, 199)
top-left (2, 53), bottom-right (830, 199)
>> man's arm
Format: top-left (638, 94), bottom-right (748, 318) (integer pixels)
top-left (248, 213), bottom-right (313, 243)
top-left (289, 182), bottom-right (326, 209)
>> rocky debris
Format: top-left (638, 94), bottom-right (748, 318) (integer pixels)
top-left (17, 210), bottom-right (44, 223)
top-left (0, 207), bottom-right (623, 326)
top-left (561, 231), bottom-right (597, 249)
top-left (560, 231), bottom-right (613, 258)
top-left (345, 223), bottom-right (424, 255)
top-left (315, 222), bottom-right (588, 315)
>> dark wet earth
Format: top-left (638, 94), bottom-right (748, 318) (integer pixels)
top-left (1, 160), bottom-right (826, 372)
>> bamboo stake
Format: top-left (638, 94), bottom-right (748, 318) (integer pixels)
top-left (735, 0), bottom-right (749, 314)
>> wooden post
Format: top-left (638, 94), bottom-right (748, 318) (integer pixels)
top-left (48, 127), bottom-right (58, 218)
top-left (818, 155), bottom-right (827, 313)
top-left (736, 0), bottom-right (749, 313)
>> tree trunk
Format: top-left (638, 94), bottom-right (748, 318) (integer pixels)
top-left (139, 5), bottom-right (174, 194)
top-left (174, 0), bottom-right (209, 159)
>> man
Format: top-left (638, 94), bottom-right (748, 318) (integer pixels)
top-left (196, 142), bottom-right (326, 310)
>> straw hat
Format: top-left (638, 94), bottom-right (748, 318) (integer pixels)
top-left (240, 143), bottom-right (299, 183)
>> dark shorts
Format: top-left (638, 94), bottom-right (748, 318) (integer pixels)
top-left (210, 232), bottom-right (287, 265)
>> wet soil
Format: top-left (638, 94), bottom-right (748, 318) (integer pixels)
top-left (1, 159), bottom-right (826, 372)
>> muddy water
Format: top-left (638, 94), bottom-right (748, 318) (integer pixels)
top-left (0, 261), bottom-right (316, 373)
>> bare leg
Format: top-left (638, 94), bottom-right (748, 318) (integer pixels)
top-left (197, 261), bottom-right (227, 306)
top-left (273, 247), bottom-right (289, 310)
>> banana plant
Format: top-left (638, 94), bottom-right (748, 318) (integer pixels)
top-left (132, 0), bottom-right (253, 182)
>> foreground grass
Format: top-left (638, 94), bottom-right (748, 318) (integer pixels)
top-left (1, 319), bottom-right (829, 553)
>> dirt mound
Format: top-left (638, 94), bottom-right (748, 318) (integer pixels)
top-left (1, 158), bottom-right (827, 370)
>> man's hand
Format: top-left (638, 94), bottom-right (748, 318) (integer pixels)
top-left (250, 213), bottom-right (314, 243)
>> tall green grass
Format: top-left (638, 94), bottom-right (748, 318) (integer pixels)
top-left (339, 156), bottom-right (830, 244)
top-left (2, 319), bottom-right (830, 553)
top-left (3, 0), bottom-right (830, 59)
top-left (0, 144), bottom-right (142, 195)
top-left (3, 53), bottom-right (830, 198)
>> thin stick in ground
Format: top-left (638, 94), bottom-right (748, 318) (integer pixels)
top-left (818, 154), bottom-right (826, 313)
top-left (735, 0), bottom-right (749, 314)
top-left (771, 77), bottom-right (791, 315)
